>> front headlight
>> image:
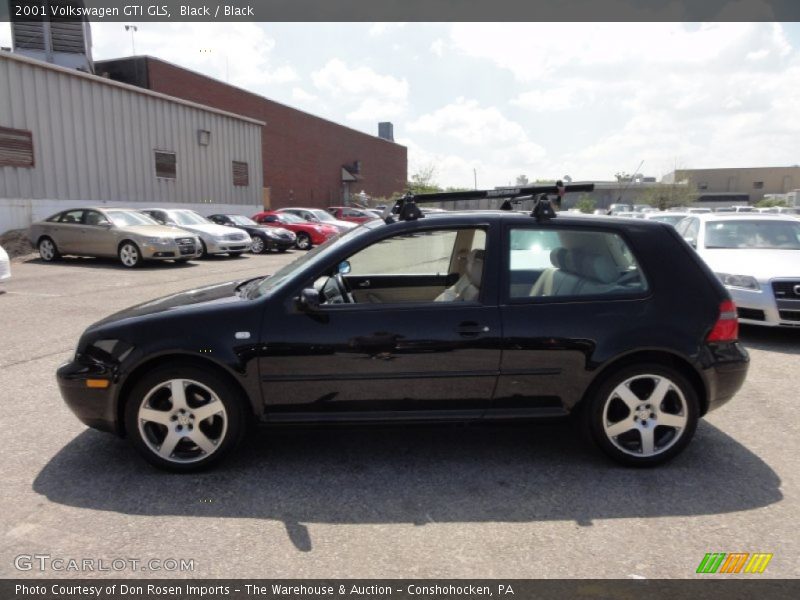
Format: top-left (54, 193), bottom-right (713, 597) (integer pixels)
top-left (716, 273), bottom-right (760, 290)
top-left (143, 237), bottom-right (173, 245)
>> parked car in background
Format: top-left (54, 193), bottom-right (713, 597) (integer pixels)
top-left (326, 206), bottom-right (379, 224)
top-left (56, 206), bottom-right (749, 471)
top-left (140, 209), bottom-right (251, 258)
top-left (676, 213), bottom-right (800, 327)
top-left (614, 211), bottom-right (645, 219)
top-left (252, 210), bottom-right (340, 250)
top-left (715, 206), bottom-right (755, 213)
top-left (756, 206), bottom-right (800, 215)
top-left (0, 244), bottom-right (10, 289)
top-left (276, 207), bottom-right (357, 232)
top-left (28, 208), bottom-right (201, 268)
top-left (644, 211), bottom-right (691, 227)
top-left (207, 214), bottom-right (295, 254)
top-left (685, 207), bottom-right (712, 214)
top-left (607, 203), bottom-right (632, 215)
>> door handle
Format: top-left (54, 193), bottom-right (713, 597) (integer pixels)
top-left (455, 321), bottom-right (490, 336)
top-left (358, 280), bottom-right (370, 288)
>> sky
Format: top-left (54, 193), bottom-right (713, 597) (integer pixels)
top-left (2, 21), bottom-right (800, 189)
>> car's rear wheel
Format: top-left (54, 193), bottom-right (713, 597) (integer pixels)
top-left (118, 241), bottom-right (142, 268)
top-left (296, 232), bottom-right (312, 250)
top-left (124, 366), bottom-right (246, 472)
top-left (584, 364), bottom-right (699, 467)
top-left (250, 235), bottom-right (266, 254)
top-left (38, 237), bottom-right (61, 262)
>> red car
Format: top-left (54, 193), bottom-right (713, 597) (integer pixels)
top-left (252, 211), bottom-right (339, 250)
top-left (326, 206), bottom-right (379, 224)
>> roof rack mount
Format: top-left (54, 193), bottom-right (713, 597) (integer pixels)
top-left (385, 181), bottom-right (595, 222)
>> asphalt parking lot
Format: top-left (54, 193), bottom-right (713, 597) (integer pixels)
top-left (1, 251), bottom-right (798, 579)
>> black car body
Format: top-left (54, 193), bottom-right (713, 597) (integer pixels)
top-left (57, 207), bottom-right (749, 471)
top-left (207, 214), bottom-right (296, 253)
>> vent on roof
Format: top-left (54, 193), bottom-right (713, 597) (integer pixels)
top-left (50, 21), bottom-right (87, 53)
top-left (11, 22), bottom-right (46, 51)
top-left (0, 126), bottom-right (35, 168)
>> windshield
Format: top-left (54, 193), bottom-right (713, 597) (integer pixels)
top-left (310, 210), bottom-right (338, 223)
top-left (248, 221), bottom-right (382, 299)
top-left (106, 210), bottom-right (159, 227)
top-left (278, 213), bottom-right (306, 224)
top-left (169, 210), bottom-right (211, 226)
top-left (704, 220), bottom-right (800, 250)
top-left (229, 215), bottom-right (258, 226)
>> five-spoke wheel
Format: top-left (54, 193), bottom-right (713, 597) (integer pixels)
top-left (125, 366), bottom-right (244, 471)
top-left (585, 364), bottom-right (699, 466)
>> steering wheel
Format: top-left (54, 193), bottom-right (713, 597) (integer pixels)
top-left (334, 273), bottom-right (354, 303)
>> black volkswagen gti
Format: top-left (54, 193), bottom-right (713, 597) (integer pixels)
top-left (56, 185), bottom-right (749, 472)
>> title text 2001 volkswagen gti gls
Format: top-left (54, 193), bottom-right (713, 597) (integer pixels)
top-left (57, 186), bottom-right (749, 471)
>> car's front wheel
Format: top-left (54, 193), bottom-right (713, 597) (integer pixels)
top-left (118, 241), bottom-right (142, 268)
top-left (250, 235), bottom-right (266, 254)
top-left (124, 365), bottom-right (246, 472)
top-left (38, 237), bottom-right (61, 262)
top-left (583, 364), bottom-right (699, 467)
top-left (295, 232), bottom-right (312, 250)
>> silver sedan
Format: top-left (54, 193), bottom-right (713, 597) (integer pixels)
top-left (28, 208), bottom-right (202, 268)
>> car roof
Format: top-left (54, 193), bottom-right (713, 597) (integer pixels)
top-left (402, 209), bottom-right (668, 229)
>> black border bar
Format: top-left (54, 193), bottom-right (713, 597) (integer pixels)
top-left (3, 0), bottom-right (800, 22)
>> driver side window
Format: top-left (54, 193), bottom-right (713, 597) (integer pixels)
top-left (314, 228), bottom-right (488, 306)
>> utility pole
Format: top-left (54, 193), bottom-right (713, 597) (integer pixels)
top-left (473, 168), bottom-right (477, 190)
top-left (124, 25), bottom-right (138, 56)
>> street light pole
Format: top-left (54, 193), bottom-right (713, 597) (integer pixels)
top-left (124, 25), bottom-right (138, 56)
top-left (473, 168), bottom-right (477, 190)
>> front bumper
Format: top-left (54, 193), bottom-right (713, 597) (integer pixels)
top-left (728, 281), bottom-right (800, 328)
top-left (140, 237), bottom-right (202, 260)
top-left (202, 235), bottom-right (252, 255)
top-left (57, 358), bottom-right (120, 434)
top-left (264, 236), bottom-right (296, 250)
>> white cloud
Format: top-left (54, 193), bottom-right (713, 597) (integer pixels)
top-left (368, 23), bottom-right (407, 37)
top-left (291, 87), bottom-right (318, 103)
top-left (311, 58), bottom-right (408, 122)
top-left (430, 39), bottom-right (445, 57)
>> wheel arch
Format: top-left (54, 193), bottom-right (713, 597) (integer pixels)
top-left (117, 238), bottom-right (139, 252)
top-left (115, 353), bottom-right (256, 437)
top-left (578, 349), bottom-right (708, 416)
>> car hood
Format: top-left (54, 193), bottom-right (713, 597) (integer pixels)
top-left (172, 223), bottom-right (243, 236)
top-left (700, 249), bottom-right (800, 280)
top-left (118, 225), bottom-right (196, 238)
top-left (89, 280), bottom-right (249, 329)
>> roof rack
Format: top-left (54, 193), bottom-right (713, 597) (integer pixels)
top-left (384, 181), bottom-right (595, 223)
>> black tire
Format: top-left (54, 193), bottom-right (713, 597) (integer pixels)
top-left (582, 363), bottom-right (699, 467)
top-left (124, 364), bottom-right (247, 472)
top-left (229, 251), bottom-right (244, 258)
top-left (295, 232), bottom-right (312, 250)
top-left (118, 241), bottom-right (142, 268)
top-left (38, 237), bottom-right (61, 262)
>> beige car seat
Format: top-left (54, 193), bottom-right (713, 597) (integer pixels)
top-left (435, 249), bottom-right (485, 302)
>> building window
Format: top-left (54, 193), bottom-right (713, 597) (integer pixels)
top-left (232, 161), bottom-right (249, 186)
top-left (154, 151), bottom-right (176, 179)
top-left (753, 181), bottom-right (764, 189)
top-left (0, 126), bottom-right (34, 168)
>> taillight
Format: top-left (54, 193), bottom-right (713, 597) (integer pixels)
top-left (706, 299), bottom-right (739, 342)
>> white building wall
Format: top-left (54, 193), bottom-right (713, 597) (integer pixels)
top-left (0, 52), bottom-right (264, 233)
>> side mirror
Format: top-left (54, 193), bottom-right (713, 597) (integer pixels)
top-left (337, 260), bottom-right (351, 275)
top-left (296, 288), bottom-right (321, 312)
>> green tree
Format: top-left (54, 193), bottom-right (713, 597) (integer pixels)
top-left (575, 194), bottom-right (596, 214)
top-left (755, 197), bottom-right (788, 208)
top-left (407, 164), bottom-right (442, 195)
top-left (641, 183), bottom-right (698, 210)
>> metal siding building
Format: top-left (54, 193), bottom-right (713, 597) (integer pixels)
top-left (0, 51), bottom-right (264, 233)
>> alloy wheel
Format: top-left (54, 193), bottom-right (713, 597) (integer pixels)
top-left (601, 374), bottom-right (689, 457)
top-left (137, 378), bottom-right (228, 464)
top-left (39, 239), bottom-right (55, 261)
top-left (251, 236), bottom-right (265, 254)
top-left (119, 243), bottom-right (140, 267)
top-left (296, 233), bottom-right (311, 250)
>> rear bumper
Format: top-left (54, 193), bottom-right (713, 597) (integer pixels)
top-left (701, 341), bottom-right (750, 413)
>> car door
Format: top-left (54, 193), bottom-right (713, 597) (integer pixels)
top-left (259, 224), bottom-right (502, 419)
top-left (80, 210), bottom-right (116, 256)
top-left (54, 209), bottom-right (85, 254)
top-left (496, 224), bottom-right (651, 416)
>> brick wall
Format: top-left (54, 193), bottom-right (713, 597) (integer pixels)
top-left (140, 57), bottom-right (407, 210)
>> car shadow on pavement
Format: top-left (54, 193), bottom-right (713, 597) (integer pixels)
top-left (23, 256), bottom-right (201, 270)
top-left (739, 325), bottom-right (800, 355)
top-left (33, 420), bottom-right (782, 552)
